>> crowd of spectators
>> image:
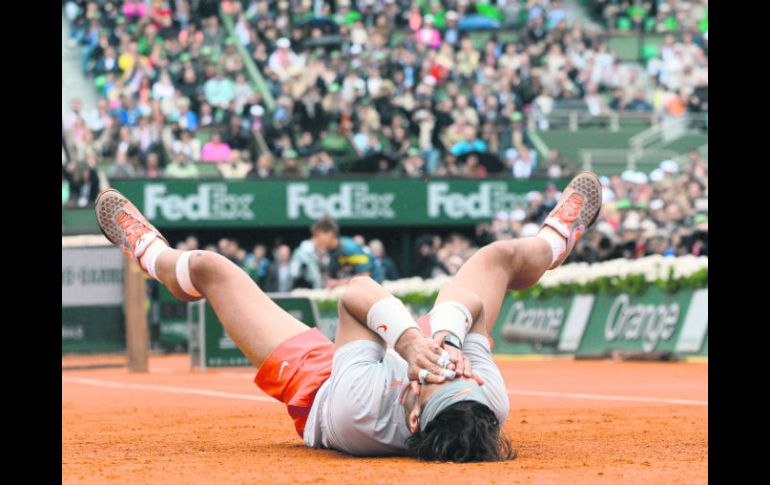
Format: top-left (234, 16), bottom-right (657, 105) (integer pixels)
top-left (62, 0), bottom-right (707, 198)
top-left (414, 152), bottom-right (708, 277)
top-left (474, 149), bottom-right (708, 267)
top-left (589, 0), bottom-right (707, 34)
top-left (171, 228), bottom-right (400, 291)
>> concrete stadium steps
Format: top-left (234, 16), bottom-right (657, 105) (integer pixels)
top-left (537, 126), bottom-right (649, 166)
top-left (645, 133), bottom-right (708, 154)
top-left (62, 14), bottom-right (99, 117)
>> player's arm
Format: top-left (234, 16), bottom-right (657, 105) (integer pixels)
top-left (429, 281), bottom-right (487, 384)
top-left (336, 276), bottom-right (453, 385)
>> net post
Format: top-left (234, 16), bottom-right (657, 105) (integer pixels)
top-left (124, 256), bottom-right (149, 372)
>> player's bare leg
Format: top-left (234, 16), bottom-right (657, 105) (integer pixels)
top-left (435, 171), bottom-right (603, 333)
top-left (95, 189), bottom-right (308, 367)
top-left (435, 237), bottom-right (554, 332)
top-left (158, 250), bottom-right (309, 365)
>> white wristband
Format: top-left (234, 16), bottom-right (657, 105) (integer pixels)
top-left (429, 301), bottom-right (473, 343)
top-left (366, 297), bottom-right (420, 348)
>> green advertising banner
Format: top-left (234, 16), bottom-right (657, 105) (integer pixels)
top-left (158, 286), bottom-right (188, 348)
top-left (187, 285), bottom-right (706, 368)
top-left (491, 293), bottom-right (588, 355)
top-left (62, 306), bottom-right (125, 353)
top-left (110, 178), bottom-right (568, 228)
top-left (574, 288), bottom-right (708, 357)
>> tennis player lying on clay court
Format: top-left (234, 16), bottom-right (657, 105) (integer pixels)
top-left (94, 172), bottom-right (601, 462)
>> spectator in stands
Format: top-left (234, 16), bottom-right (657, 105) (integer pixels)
top-left (172, 129), bottom-right (202, 161)
top-left (220, 38), bottom-right (244, 75)
top-left (223, 116), bottom-right (255, 158)
top-left (204, 69), bottom-right (235, 110)
top-left (246, 243), bottom-right (270, 285)
top-left (625, 89), bottom-right (653, 111)
top-left (263, 244), bottom-right (294, 293)
top-left (145, 152), bottom-right (164, 178)
top-left (219, 149), bottom-right (252, 179)
top-left (369, 239), bottom-right (399, 282)
top-left (280, 150), bottom-right (304, 177)
top-left (71, 162), bottom-right (100, 207)
top-left (232, 73), bottom-right (254, 114)
top-left (109, 151), bottom-right (138, 179)
top-left (308, 151), bottom-right (339, 177)
top-left (462, 154), bottom-right (488, 178)
top-left (413, 235), bottom-right (447, 279)
top-left (290, 238), bottom-right (325, 290)
top-left (510, 147), bottom-right (534, 179)
top-left (174, 97), bottom-right (198, 132)
top-left (311, 217), bottom-right (374, 288)
top-left (201, 132), bottom-right (232, 163)
top-left (248, 154), bottom-right (276, 178)
top-left (267, 37), bottom-right (302, 82)
top-left (164, 153), bottom-right (200, 178)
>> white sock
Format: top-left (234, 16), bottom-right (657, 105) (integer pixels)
top-left (537, 227), bottom-right (567, 266)
top-left (139, 239), bottom-right (171, 281)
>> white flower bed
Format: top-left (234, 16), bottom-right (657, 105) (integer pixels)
top-left (291, 255), bottom-right (708, 303)
top-left (538, 254), bottom-right (708, 289)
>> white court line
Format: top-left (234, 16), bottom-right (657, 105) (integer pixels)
top-left (62, 377), bottom-right (278, 403)
top-left (63, 376), bottom-right (706, 407)
top-left (507, 389), bottom-right (707, 406)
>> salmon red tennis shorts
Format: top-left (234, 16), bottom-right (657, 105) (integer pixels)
top-left (254, 314), bottom-right (494, 438)
top-left (254, 328), bottom-right (334, 438)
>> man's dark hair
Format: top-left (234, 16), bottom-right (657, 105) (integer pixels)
top-left (311, 216), bottom-right (339, 235)
top-left (405, 401), bottom-right (516, 462)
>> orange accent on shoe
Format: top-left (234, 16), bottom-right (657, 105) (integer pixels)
top-left (116, 211), bottom-right (152, 255)
top-left (554, 193), bottom-right (584, 223)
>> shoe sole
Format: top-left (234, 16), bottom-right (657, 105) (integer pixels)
top-left (94, 188), bottom-right (129, 247)
top-left (570, 170), bottom-right (602, 230)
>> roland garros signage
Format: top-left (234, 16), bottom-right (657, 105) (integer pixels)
top-left (110, 179), bottom-right (566, 228)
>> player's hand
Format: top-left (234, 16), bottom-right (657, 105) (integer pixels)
top-left (433, 332), bottom-right (485, 387)
top-left (395, 329), bottom-right (455, 387)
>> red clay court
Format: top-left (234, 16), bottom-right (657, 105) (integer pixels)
top-left (62, 354), bottom-right (707, 484)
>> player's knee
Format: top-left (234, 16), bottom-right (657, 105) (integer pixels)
top-left (341, 276), bottom-right (373, 304)
top-left (484, 240), bottom-right (515, 263)
top-left (187, 250), bottom-right (221, 287)
top-left (349, 275), bottom-right (376, 289)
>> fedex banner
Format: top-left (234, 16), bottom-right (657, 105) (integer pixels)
top-left (110, 179), bottom-right (567, 228)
